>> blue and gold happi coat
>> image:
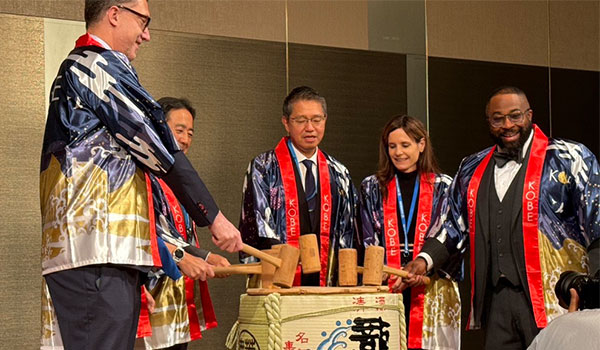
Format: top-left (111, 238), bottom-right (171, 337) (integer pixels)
top-left (239, 148), bottom-right (359, 285)
top-left (360, 174), bottom-right (461, 350)
top-left (428, 130), bottom-right (600, 328)
top-left (40, 43), bottom-right (179, 275)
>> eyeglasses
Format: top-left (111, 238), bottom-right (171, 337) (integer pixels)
top-left (117, 5), bottom-right (151, 30)
top-left (488, 108), bottom-right (531, 128)
top-left (290, 116), bottom-right (327, 126)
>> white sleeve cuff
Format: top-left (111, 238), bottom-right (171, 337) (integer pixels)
top-left (417, 252), bottom-right (434, 272)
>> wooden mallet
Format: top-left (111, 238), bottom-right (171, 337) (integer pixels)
top-left (339, 246), bottom-right (430, 286)
top-left (213, 244), bottom-right (300, 288)
top-left (299, 234), bottom-right (321, 274)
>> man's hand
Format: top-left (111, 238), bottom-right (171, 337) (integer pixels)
top-left (568, 288), bottom-right (580, 312)
top-left (209, 211), bottom-right (243, 252)
top-left (177, 253), bottom-right (215, 281)
top-left (143, 286), bottom-right (155, 314)
top-left (390, 258), bottom-right (428, 293)
top-left (207, 253), bottom-right (230, 267)
top-left (207, 253), bottom-right (231, 278)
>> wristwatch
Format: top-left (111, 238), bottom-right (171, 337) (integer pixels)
top-left (172, 247), bottom-right (185, 263)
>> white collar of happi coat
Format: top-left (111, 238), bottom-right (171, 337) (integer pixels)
top-left (289, 141), bottom-right (319, 165)
top-left (89, 34), bottom-right (112, 50)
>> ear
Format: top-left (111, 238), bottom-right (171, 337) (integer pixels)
top-left (107, 5), bottom-right (120, 27)
top-left (418, 138), bottom-right (426, 153)
top-left (281, 116), bottom-right (290, 133)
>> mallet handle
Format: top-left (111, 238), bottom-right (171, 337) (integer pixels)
top-left (357, 266), bottom-right (431, 285)
top-left (242, 244), bottom-right (282, 268)
top-left (213, 263), bottom-right (262, 275)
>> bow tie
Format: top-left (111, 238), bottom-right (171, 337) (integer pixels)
top-left (493, 150), bottom-right (522, 168)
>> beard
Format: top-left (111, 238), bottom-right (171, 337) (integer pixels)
top-left (489, 120), bottom-right (533, 157)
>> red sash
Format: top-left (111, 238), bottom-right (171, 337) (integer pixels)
top-left (75, 33), bottom-right (104, 48)
top-left (136, 286), bottom-right (152, 338)
top-left (274, 137), bottom-right (332, 286)
top-left (137, 173), bottom-right (163, 337)
top-left (383, 173), bottom-right (435, 348)
top-left (466, 125), bottom-right (548, 328)
top-left (158, 179), bottom-right (218, 338)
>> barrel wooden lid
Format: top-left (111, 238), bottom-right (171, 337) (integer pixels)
top-left (246, 286), bottom-right (389, 296)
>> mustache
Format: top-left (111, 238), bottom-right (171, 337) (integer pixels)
top-left (501, 128), bottom-right (519, 136)
top-left (489, 123), bottom-right (532, 151)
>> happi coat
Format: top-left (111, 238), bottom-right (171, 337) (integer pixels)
top-left (361, 173), bottom-right (461, 350)
top-left (425, 125), bottom-right (600, 330)
top-left (239, 137), bottom-right (359, 286)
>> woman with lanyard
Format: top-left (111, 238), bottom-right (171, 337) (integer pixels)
top-left (360, 115), bottom-right (461, 350)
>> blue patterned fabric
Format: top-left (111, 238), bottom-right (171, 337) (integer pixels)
top-left (428, 135), bottom-right (600, 325)
top-left (239, 148), bottom-right (359, 283)
top-left (40, 44), bottom-right (180, 274)
top-left (360, 173), bottom-right (453, 261)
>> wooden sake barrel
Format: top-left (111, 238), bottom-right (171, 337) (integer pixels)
top-left (226, 286), bottom-right (406, 350)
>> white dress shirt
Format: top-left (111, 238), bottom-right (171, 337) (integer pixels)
top-left (419, 129), bottom-right (534, 271)
top-left (494, 130), bottom-right (533, 201)
top-left (289, 142), bottom-right (318, 192)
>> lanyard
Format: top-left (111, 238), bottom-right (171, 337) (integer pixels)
top-left (395, 174), bottom-right (420, 255)
top-left (287, 139), bottom-right (318, 188)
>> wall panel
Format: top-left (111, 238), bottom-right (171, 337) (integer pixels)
top-left (0, 13), bottom-right (46, 349)
top-left (287, 0), bottom-right (368, 50)
top-left (0, 0), bottom-right (82, 21)
top-left (288, 44), bottom-right (407, 186)
top-left (426, 0), bottom-right (549, 67)
top-left (133, 31), bottom-right (287, 349)
top-left (550, 68), bottom-right (600, 158)
top-left (368, 0), bottom-right (425, 55)
top-left (549, 1), bottom-right (600, 71)
top-left (0, 0), bottom-right (286, 43)
top-left (428, 57), bottom-right (550, 175)
top-left (148, 0), bottom-right (286, 43)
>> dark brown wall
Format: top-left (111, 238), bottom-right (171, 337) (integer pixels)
top-left (289, 44), bottom-right (407, 184)
top-left (550, 68), bottom-right (600, 157)
top-left (428, 56), bottom-right (599, 349)
top-left (428, 57), bottom-right (551, 175)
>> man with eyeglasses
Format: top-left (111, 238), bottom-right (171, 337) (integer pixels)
top-left (40, 1), bottom-right (243, 349)
top-left (399, 86), bottom-right (600, 349)
top-left (239, 86), bottom-right (359, 286)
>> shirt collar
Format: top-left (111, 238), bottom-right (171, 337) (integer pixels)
top-left (289, 141), bottom-right (318, 165)
top-left (87, 33), bottom-right (132, 67)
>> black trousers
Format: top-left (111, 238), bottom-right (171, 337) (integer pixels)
top-left (45, 265), bottom-right (143, 350)
top-left (484, 279), bottom-right (540, 350)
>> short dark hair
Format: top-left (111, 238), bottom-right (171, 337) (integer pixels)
top-left (282, 86), bottom-right (327, 119)
top-left (485, 86), bottom-right (528, 116)
top-left (85, 0), bottom-right (136, 29)
top-left (158, 97), bottom-right (196, 120)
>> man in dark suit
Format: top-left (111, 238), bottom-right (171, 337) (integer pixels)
top-left (399, 86), bottom-right (600, 349)
top-left (239, 86), bottom-right (359, 286)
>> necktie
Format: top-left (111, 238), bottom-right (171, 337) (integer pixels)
top-left (302, 159), bottom-right (317, 220)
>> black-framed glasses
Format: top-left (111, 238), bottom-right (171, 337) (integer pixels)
top-left (488, 108), bottom-right (531, 128)
top-left (290, 116), bottom-right (327, 127)
top-left (117, 5), bottom-right (151, 30)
